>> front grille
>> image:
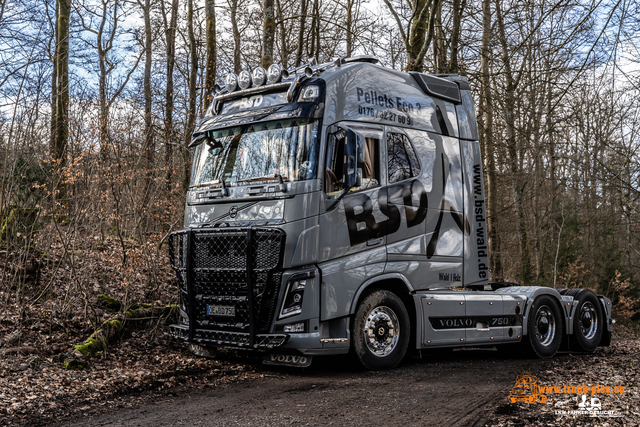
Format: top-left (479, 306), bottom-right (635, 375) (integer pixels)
top-left (168, 227), bottom-right (286, 346)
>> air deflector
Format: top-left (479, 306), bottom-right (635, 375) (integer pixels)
top-left (410, 73), bottom-right (461, 104)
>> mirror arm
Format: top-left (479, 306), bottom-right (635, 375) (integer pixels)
top-left (221, 179), bottom-right (229, 196)
top-left (326, 184), bottom-right (352, 212)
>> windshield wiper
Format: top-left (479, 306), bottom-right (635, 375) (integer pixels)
top-left (190, 178), bottom-right (229, 196)
top-left (234, 174), bottom-right (288, 192)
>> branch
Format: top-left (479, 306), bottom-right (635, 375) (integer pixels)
top-left (382, 0), bottom-right (409, 52)
top-left (106, 49), bottom-right (143, 110)
top-left (414, 0), bottom-right (441, 69)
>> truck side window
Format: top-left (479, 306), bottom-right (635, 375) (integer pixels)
top-left (387, 132), bottom-right (421, 183)
top-left (325, 132), bottom-right (380, 195)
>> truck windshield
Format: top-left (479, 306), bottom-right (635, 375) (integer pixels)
top-left (190, 118), bottom-right (320, 187)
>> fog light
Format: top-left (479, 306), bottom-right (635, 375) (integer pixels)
top-left (284, 322), bottom-right (305, 333)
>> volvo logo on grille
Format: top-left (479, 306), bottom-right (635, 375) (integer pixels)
top-left (229, 206), bottom-right (239, 218)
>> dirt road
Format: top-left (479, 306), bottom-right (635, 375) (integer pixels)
top-left (67, 348), bottom-right (557, 427)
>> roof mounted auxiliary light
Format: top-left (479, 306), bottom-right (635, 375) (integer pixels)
top-left (225, 73), bottom-right (238, 92)
top-left (218, 59), bottom-right (327, 97)
top-left (252, 67), bottom-right (267, 87)
top-left (238, 70), bottom-right (252, 90)
top-left (267, 64), bottom-right (288, 84)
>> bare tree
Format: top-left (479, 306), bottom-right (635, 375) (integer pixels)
top-left (383, 0), bottom-right (442, 71)
top-left (52, 0), bottom-right (70, 205)
top-left (182, 0), bottom-right (198, 192)
top-left (478, 0), bottom-right (501, 280)
top-left (161, 0), bottom-right (179, 189)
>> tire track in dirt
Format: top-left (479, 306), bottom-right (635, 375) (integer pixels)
top-left (67, 349), bottom-right (558, 427)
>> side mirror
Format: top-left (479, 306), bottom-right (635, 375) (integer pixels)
top-left (327, 128), bottom-right (363, 211)
top-left (343, 129), bottom-right (364, 187)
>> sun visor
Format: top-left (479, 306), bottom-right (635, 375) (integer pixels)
top-left (410, 73), bottom-right (461, 104)
top-left (193, 101), bottom-right (323, 137)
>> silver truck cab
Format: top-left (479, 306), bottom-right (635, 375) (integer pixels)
top-left (169, 57), bottom-right (613, 369)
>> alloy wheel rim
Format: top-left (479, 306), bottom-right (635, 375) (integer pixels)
top-left (579, 301), bottom-right (598, 340)
top-left (535, 305), bottom-right (556, 346)
top-left (364, 306), bottom-right (400, 357)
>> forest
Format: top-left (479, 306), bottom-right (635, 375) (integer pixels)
top-left (0, 0), bottom-right (639, 419)
top-left (0, 0), bottom-right (640, 425)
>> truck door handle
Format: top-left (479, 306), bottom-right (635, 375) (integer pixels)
top-left (366, 238), bottom-right (383, 247)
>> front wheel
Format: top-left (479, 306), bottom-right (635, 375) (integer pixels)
top-left (351, 290), bottom-right (410, 370)
top-left (522, 295), bottom-right (563, 358)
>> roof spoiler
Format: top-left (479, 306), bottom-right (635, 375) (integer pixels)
top-left (410, 72), bottom-right (461, 104)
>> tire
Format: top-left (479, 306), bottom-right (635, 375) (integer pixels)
top-left (522, 295), bottom-right (563, 358)
top-left (351, 290), bottom-right (410, 370)
top-left (569, 289), bottom-right (603, 352)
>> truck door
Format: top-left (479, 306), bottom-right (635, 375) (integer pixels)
top-left (318, 124), bottom-right (386, 321)
top-left (383, 127), bottom-right (429, 284)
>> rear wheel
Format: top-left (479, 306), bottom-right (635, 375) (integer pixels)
top-left (568, 289), bottom-right (603, 352)
top-left (352, 290), bottom-right (410, 370)
top-left (523, 295), bottom-right (563, 358)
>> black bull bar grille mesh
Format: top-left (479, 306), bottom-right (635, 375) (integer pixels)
top-left (168, 228), bottom-right (286, 348)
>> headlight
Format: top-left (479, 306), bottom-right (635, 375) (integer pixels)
top-left (280, 279), bottom-right (306, 318)
top-left (298, 85), bottom-right (320, 101)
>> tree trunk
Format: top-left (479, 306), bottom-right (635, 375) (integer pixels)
top-left (53, 0), bottom-right (70, 206)
top-left (164, 0), bottom-right (179, 190)
top-left (183, 0), bottom-right (198, 193)
top-left (495, 0), bottom-right (532, 284)
top-left (204, 0), bottom-right (217, 110)
top-left (405, 0), bottom-right (440, 72)
top-left (312, 0), bottom-right (319, 62)
top-left (49, 0), bottom-right (58, 153)
top-left (449, 0), bottom-right (465, 73)
top-left (230, 0), bottom-right (241, 73)
top-left (345, 0), bottom-right (353, 57)
top-left (294, 0), bottom-right (308, 67)
top-left (479, 0), bottom-right (502, 280)
top-left (276, 0), bottom-right (288, 67)
top-left (142, 0), bottom-right (154, 197)
top-left (432, 0), bottom-right (446, 73)
top-left (261, 0), bottom-right (275, 68)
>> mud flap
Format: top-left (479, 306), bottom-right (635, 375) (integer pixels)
top-left (263, 354), bottom-right (312, 367)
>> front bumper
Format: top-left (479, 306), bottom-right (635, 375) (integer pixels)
top-left (170, 324), bottom-right (289, 349)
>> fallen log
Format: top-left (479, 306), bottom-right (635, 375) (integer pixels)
top-left (64, 296), bottom-right (178, 369)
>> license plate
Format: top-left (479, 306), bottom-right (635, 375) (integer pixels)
top-left (206, 305), bottom-right (235, 317)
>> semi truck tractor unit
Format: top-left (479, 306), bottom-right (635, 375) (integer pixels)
top-left (168, 57), bottom-right (613, 369)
